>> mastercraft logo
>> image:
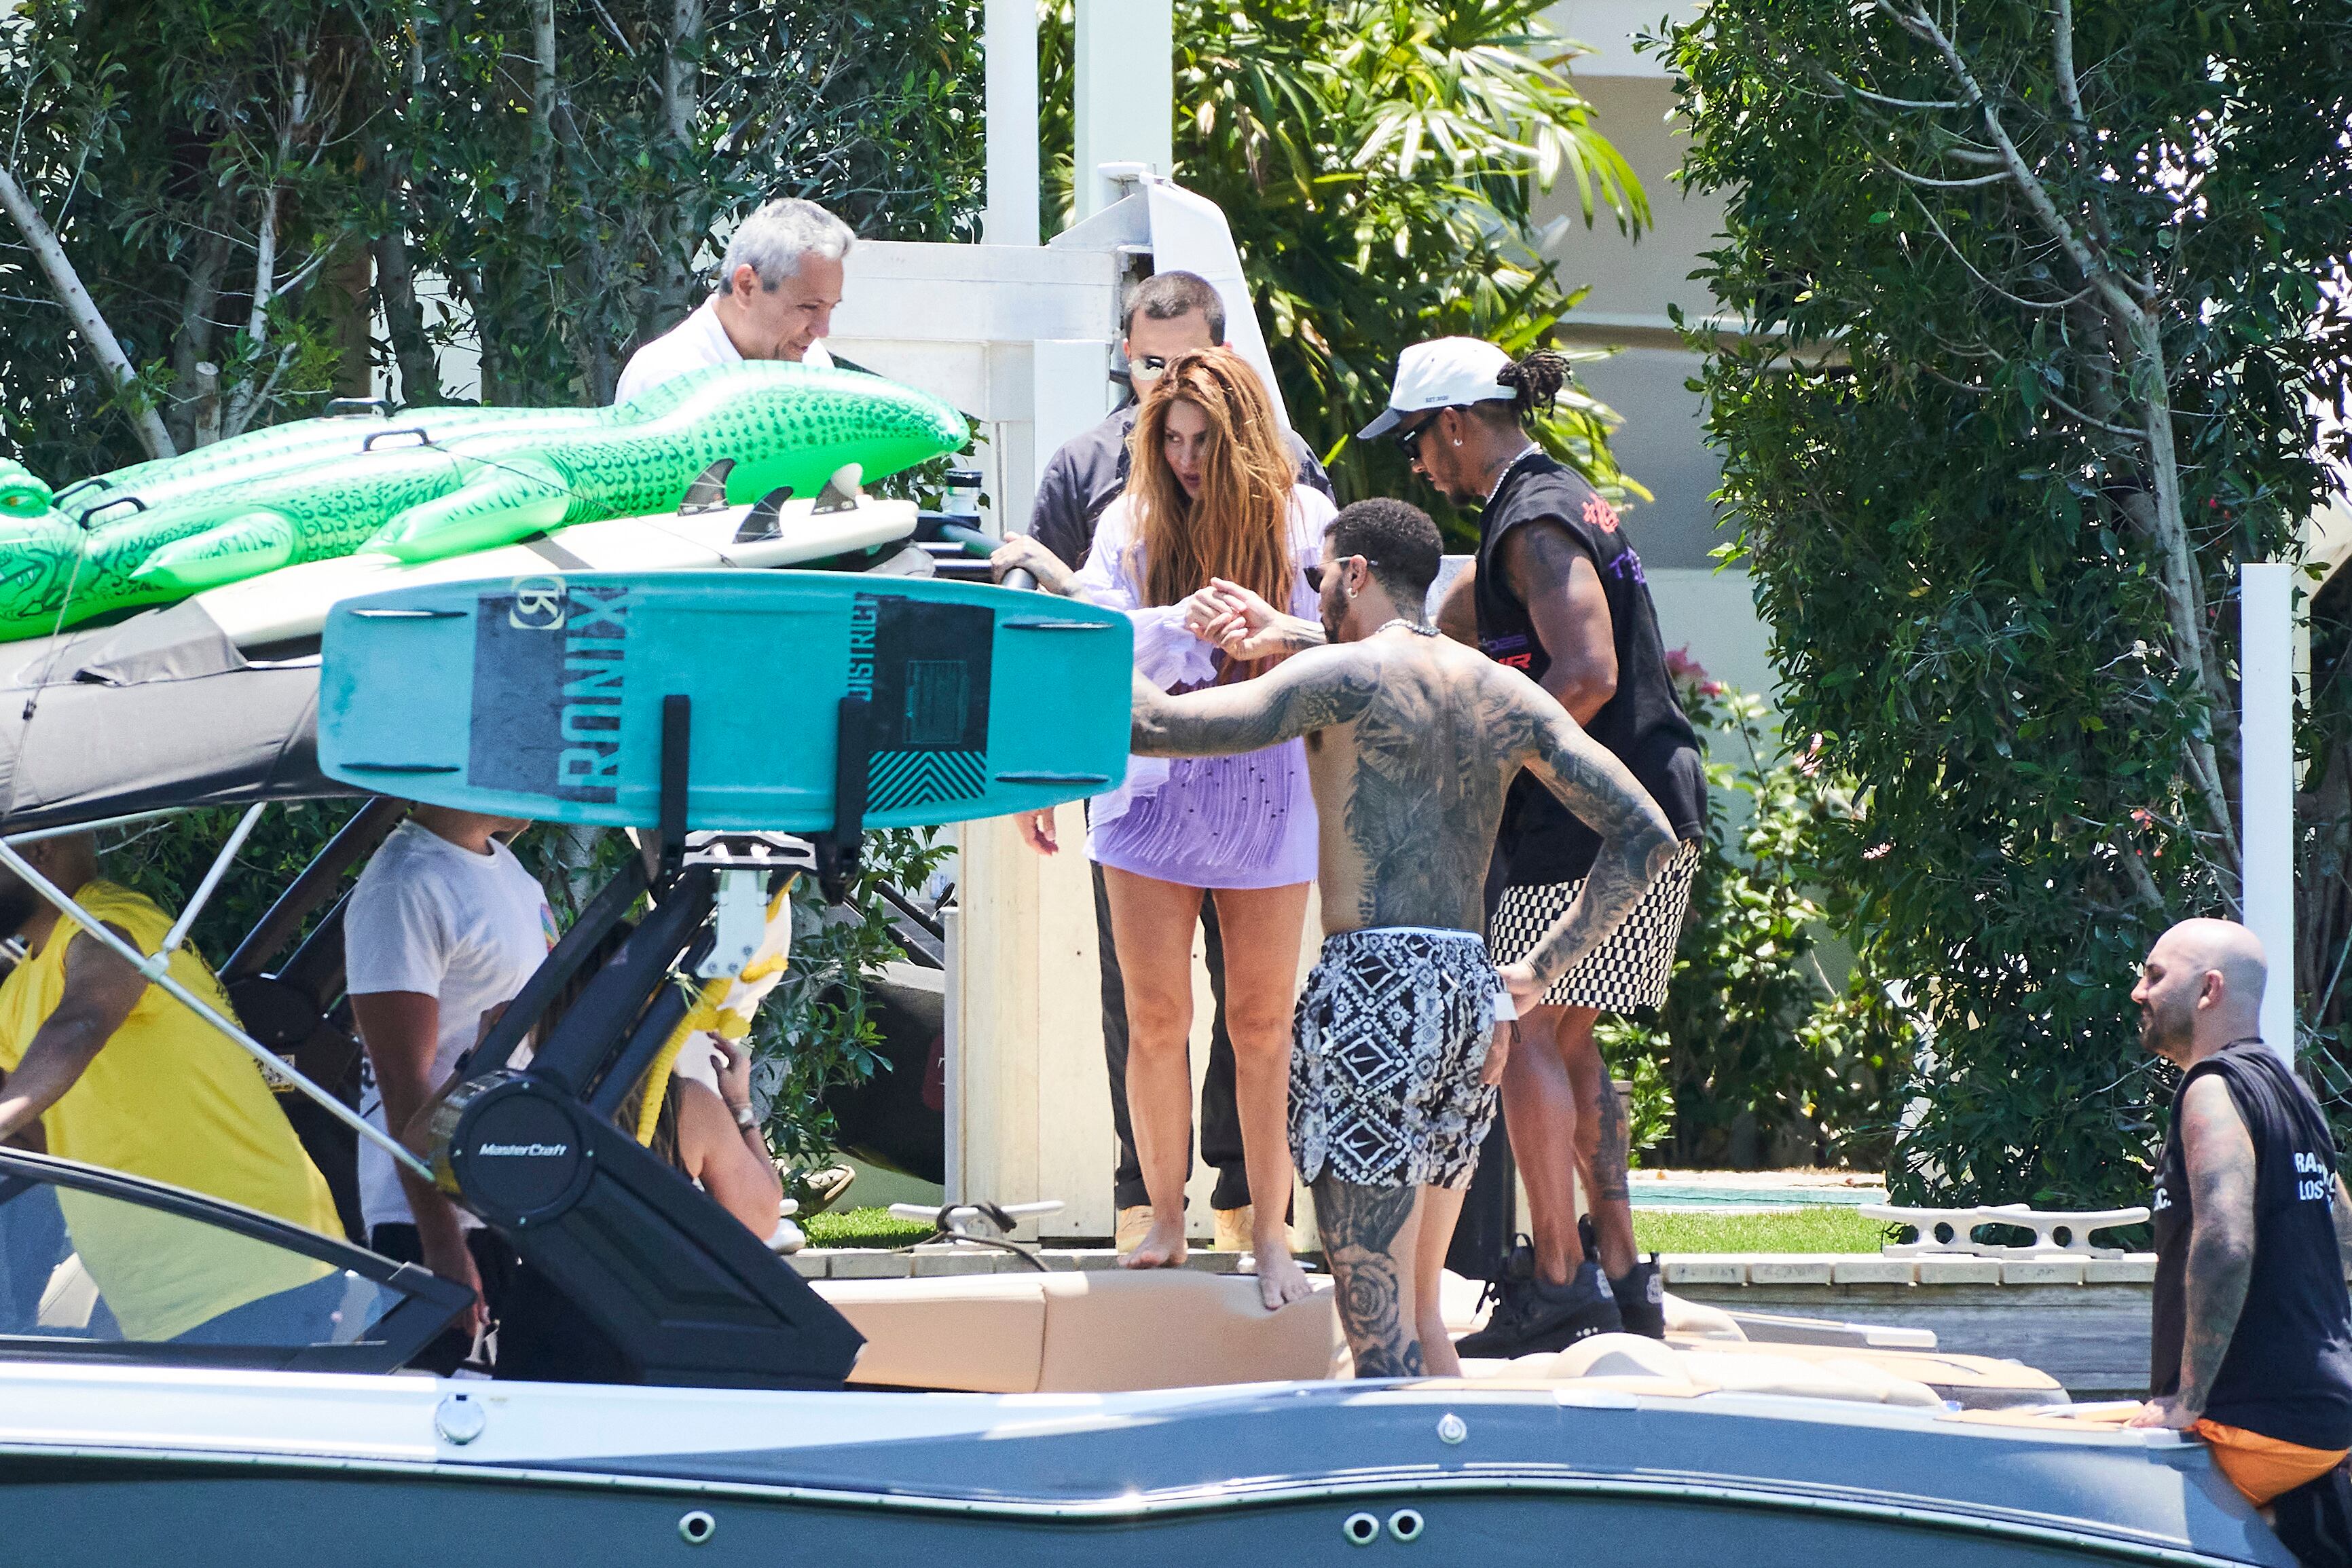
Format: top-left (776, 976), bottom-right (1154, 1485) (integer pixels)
top-left (477, 1142), bottom-right (570, 1157)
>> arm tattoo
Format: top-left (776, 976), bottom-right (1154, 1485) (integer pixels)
top-left (1264, 616), bottom-right (1327, 653)
top-left (1503, 685), bottom-right (1676, 990)
top-left (1590, 1079), bottom-right (1630, 1204)
top-left (1312, 1175), bottom-right (1425, 1378)
top-left (1130, 652), bottom-right (1379, 758)
top-left (2177, 1076), bottom-right (2258, 1409)
top-left (2334, 1177), bottom-right (2352, 1282)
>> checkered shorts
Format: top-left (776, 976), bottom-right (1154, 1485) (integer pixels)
top-left (1488, 840), bottom-right (1699, 1011)
top-left (1289, 927), bottom-right (1503, 1191)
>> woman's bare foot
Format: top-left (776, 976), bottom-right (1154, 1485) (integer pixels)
top-left (1122, 1213), bottom-right (1188, 1269)
top-left (1253, 1240), bottom-right (1317, 1309)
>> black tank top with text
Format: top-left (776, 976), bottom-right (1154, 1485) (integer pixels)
top-left (2150, 1041), bottom-right (2352, 1448)
top-left (1471, 452), bottom-right (1706, 886)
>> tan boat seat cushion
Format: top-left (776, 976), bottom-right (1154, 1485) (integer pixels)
top-left (1522, 1332), bottom-right (1944, 1408)
top-left (820, 1274), bottom-right (1051, 1393)
top-left (819, 1269), bottom-right (1344, 1393)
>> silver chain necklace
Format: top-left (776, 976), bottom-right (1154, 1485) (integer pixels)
top-left (1374, 616), bottom-right (1437, 637)
top-left (1482, 443), bottom-right (1541, 508)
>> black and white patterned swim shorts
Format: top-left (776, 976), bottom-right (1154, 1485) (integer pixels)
top-left (1289, 927), bottom-right (1503, 1191)
top-left (1488, 840), bottom-right (1701, 1011)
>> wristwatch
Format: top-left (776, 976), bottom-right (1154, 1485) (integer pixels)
top-left (730, 1101), bottom-right (759, 1130)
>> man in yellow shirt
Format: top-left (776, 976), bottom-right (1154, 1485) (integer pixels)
top-left (0, 831), bottom-right (342, 1340)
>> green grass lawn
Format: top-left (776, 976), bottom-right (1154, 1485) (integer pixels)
top-left (1632, 1206), bottom-right (1894, 1254)
top-left (804, 1203), bottom-right (1894, 1253)
top-left (803, 1207), bottom-right (934, 1248)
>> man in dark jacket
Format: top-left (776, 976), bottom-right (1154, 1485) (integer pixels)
top-left (2129, 918), bottom-right (2352, 1556)
top-left (1363, 337), bottom-right (1705, 1352)
top-left (1008, 269), bottom-right (1330, 1254)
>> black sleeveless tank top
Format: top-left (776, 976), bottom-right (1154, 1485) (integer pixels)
top-left (1471, 451), bottom-right (1706, 886)
top-left (2150, 1041), bottom-right (2352, 1448)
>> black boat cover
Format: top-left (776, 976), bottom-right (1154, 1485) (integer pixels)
top-left (0, 603), bottom-right (347, 832)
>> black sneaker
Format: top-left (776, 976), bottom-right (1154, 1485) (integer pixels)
top-left (1611, 1256), bottom-right (1666, 1339)
top-left (1578, 1215), bottom-right (1667, 1339)
top-left (1455, 1257), bottom-right (1623, 1357)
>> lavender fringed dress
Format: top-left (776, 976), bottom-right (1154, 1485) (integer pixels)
top-left (1080, 487), bottom-right (1338, 890)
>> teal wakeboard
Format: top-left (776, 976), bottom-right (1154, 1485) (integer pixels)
top-left (317, 572), bottom-right (1132, 830)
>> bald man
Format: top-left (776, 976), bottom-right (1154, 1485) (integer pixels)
top-left (2128, 919), bottom-right (2352, 1543)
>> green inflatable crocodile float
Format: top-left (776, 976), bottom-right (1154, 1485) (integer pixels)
top-left (0, 361), bottom-right (966, 641)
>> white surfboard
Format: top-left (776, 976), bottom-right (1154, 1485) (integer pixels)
top-left (198, 495), bottom-right (917, 648)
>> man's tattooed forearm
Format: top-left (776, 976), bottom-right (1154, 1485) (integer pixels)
top-left (1522, 836), bottom-right (1657, 990)
top-left (1313, 1175), bottom-right (1423, 1378)
top-left (1132, 656), bottom-right (1379, 758)
top-left (2175, 1083), bottom-right (2258, 1407)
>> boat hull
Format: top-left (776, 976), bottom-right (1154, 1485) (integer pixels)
top-left (0, 1362), bottom-right (2294, 1565)
top-left (0, 1455), bottom-right (2253, 1565)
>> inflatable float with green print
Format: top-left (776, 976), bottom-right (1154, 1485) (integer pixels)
top-left (0, 361), bottom-right (967, 641)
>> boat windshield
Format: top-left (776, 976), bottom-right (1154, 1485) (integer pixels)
top-left (0, 1151), bottom-right (466, 1368)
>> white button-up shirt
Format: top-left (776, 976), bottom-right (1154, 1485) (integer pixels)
top-left (613, 296), bottom-right (832, 405)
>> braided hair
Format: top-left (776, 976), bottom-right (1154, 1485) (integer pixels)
top-left (1481, 350), bottom-right (1571, 426)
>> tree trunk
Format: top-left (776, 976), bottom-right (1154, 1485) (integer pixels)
top-left (168, 225), bottom-right (232, 450)
top-left (655, 0), bottom-right (705, 324)
top-left (0, 161), bottom-right (177, 460)
top-left (221, 185), bottom-right (284, 439)
top-left (529, 0), bottom-right (557, 232)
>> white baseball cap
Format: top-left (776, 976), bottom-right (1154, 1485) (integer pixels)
top-left (1357, 337), bottom-right (1514, 440)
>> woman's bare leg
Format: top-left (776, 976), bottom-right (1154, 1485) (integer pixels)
top-left (1414, 1182), bottom-right (1471, 1376)
top-left (1208, 881), bottom-right (1315, 1308)
top-left (1103, 867), bottom-right (1207, 1268)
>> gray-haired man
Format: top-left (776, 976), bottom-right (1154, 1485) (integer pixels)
top-left (615, 197), bottom-right (854, 404)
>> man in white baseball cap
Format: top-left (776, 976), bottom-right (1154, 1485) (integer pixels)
top-left (1355, 337), bottom-right (1520, 441)
top-left (1365, 337), bottom-right (1707, 1360)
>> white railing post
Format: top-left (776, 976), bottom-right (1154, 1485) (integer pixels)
top-left (1073, 0), bottom-right (1173, 223)
top-left (983, 0), bottom-right (1040, 248)
top-left (2241, 560), bottom-right (2296, 1065)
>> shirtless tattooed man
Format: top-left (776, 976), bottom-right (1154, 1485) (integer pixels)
top-left (1129, 500), bottom-right (1676, 1376)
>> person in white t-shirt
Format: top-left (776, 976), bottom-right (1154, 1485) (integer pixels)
top-left (345, 808), bottom-right (555, 1366)
top-left (612, 198), bottom-right (853, 405)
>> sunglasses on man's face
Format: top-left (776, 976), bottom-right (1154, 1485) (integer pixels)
top-left (1304, 557), bottom-right (1376, 593)
top-left (1130, 354), bottom-right (1173, 385)
top-left (1393, 411), bottom-right (1442, 461)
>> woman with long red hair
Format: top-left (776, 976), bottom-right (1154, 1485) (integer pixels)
top-left (997, 348), bottom-right (1332, 1307)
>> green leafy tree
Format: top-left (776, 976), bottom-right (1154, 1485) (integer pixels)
top-left (1039, 0), bottom-right (1650, 535)
top-left (1656, 0), bottom-right (2352, 1204)
top-left (373, 1), bottom-right (987, 407)
top-left (1, 0), bottom-right (378, 474)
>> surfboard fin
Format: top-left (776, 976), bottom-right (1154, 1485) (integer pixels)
top-left (365, 456), bottom-right (572, 562)
top-left (733, 487), bottom-right (794, 543)
top-left (679, 458), bottom-right (735, 515)
top-left (813, 464), bottom-right (862, 516)
top-left (130, 510), bottom-right (296, 591)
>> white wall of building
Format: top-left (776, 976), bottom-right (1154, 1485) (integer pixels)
top-left (1536, 3), bottom-right (1777, 705)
